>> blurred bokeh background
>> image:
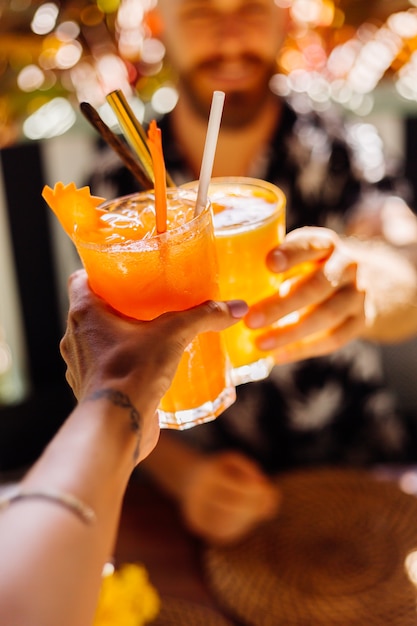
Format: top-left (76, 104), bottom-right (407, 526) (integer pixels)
top-left (1, 0), bottom-right (417, 146)
top-left (1, 0), bottom-right (417, 475)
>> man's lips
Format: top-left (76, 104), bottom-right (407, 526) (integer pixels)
top-left (201, 60), bottom-right (262, 88)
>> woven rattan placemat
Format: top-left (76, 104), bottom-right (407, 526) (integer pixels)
top-left (203, 467), bottom-right (417, 626)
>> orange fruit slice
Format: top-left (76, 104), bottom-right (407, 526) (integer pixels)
top-left (42, 182), bottom-right (106, 237)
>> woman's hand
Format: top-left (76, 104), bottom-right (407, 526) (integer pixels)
top-left (60, 269), bottom-right (248, 461)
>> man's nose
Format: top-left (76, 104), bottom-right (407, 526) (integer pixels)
top-left (212, 14), bottom-right (248, 49)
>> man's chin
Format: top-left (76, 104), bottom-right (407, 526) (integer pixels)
top-left (180, 78), bottom-right (274, 127)
top-left (220, 92), bottom-right (271, 128)
top-left (220, 110), bottom-right (258, 128)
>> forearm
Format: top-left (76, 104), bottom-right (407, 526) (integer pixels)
top-left (345, 237), bottom-right (417, 342)
top-left (0, 268), bottom-right (247, 625)
top-left (0, 395), bottom-right (140, 626)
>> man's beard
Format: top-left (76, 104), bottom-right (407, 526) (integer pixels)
top-left (178, 57), bottom-right (277, 129)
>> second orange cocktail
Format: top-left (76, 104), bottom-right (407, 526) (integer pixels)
top-left (183, 177), bottom-right (286, 385)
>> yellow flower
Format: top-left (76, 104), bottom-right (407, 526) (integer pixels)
top-left (93, 563), bottom-right (160, 626)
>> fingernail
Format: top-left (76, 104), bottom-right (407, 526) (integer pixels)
top-left (226, 300), bottom-right (249, 319)
top-left (245, 311), bottom-right (266, 328)
top-left (267, 249), bottom-right (287, 272)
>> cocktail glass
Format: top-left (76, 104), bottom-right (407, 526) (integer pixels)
top-left (45, 184), bottom-right (236, 429)
top-left (182, 177), bottom-right (286, 385)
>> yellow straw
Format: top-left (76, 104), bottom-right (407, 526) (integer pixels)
top-left (106, 89), bottom-right (154, 184)
top-left (106, 89), bottom-right (175, 188)
top-left (79, 101), bottom-right (153, 190)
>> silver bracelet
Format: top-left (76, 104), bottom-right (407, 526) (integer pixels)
top-left (0, 488), bottom-right (97, 525)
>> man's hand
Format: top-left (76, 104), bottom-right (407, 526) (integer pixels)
top-left (180, 451), bottom-right (280, 545)
top-left (245, 227), bottom-right (367, 363)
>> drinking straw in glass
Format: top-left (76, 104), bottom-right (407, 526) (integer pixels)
top-left (195, 90), bottom-right (225, 216)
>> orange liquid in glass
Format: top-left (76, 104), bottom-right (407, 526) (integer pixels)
top-left (211, 181), bottom-right (286, 375)
top-left (73, 189), bottom-right (234, 425)
top-left (182, 178), bottom-right (286, 384)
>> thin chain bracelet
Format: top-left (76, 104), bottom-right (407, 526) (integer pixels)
top-left (0, 488), bottom-right (97, 525)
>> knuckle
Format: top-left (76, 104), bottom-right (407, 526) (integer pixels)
top-left (203, 299), bottom-right (223, 315)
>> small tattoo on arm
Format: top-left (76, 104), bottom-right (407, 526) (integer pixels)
top-left (87, 389), bottom-right (141, 462)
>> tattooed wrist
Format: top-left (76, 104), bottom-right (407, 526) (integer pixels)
top-left (86, 388), bottom-right (141, 462)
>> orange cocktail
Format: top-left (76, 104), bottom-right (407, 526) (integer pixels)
top-left (183, 177), bottom-right (286, 385)
top-left (42, 183), bottom-right (235, 429)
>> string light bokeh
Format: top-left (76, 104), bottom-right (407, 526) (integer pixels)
top-left (1, 0), bottom-right (417, 147)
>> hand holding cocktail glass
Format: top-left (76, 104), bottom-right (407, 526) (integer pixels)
top-left (245, 226), bottom-right (366, 364)
top-left (42, 186), bottom-right (236, 431)
top-left (43, 91), bottom-right (241, 431)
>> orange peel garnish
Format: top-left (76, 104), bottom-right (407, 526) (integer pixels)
top-left (42, 182), bottom-right (106, 237)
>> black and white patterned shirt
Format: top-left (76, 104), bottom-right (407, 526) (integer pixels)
top-left (89, 99), bottom-right (414, 472)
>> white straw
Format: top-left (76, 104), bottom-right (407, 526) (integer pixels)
top-left (194, 90), bottom-right (225, 216)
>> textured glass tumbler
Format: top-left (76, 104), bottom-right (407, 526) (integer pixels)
top-left (74, 188), bottom-right (235, 429)
top-left (183, 178), bottom-right (286, 385)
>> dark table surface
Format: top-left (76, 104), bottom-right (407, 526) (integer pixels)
top-left (114, 472), bottom-right (219, 609)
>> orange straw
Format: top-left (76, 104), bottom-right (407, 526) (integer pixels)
top-left (147, 119), bottom-right (167, 234)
